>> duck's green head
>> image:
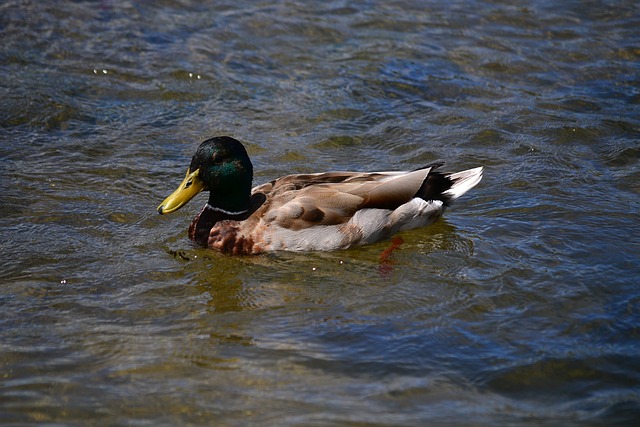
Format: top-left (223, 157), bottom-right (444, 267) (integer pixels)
top-left (157, 136), bottom-right (254, 215)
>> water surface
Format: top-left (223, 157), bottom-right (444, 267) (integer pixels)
top-left (1, 0), bottom-right (639, 425)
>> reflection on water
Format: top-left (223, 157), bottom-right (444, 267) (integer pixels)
top-left (2, 0), bottom-right (640, 425)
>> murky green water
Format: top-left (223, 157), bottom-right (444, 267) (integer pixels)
top-left (2, 0), bottom-right (639, 425)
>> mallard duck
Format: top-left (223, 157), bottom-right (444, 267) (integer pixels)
top-left (158, 136), bottom-right (483, 254)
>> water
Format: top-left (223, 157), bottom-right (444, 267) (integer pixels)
top-left (1, 0), bottom-right (639, 425)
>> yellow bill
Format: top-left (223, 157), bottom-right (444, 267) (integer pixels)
top-left (157, 168), bottom-right (205, 214)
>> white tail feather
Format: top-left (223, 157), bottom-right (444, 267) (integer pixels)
top-left (443, 167), bottom-right (483, 201)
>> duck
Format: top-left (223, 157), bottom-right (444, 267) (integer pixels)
top-left (157, 136), bottom-right (483, 254)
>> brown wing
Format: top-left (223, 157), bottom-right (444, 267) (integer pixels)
top-left (249, 167), bottom-right (435, 230)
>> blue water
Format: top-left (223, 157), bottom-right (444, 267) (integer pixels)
top-left (1, 0), bottom-right (639, 425)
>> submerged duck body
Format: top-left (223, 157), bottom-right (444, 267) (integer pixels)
top-left (158, 136), bottom-right (483, 254)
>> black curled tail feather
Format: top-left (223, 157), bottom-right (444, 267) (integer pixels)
top-left (415, 165), bottom-right (484, 206)
top-left (415, 171), bottom-right (455, 206)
